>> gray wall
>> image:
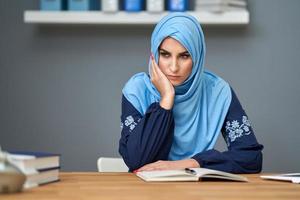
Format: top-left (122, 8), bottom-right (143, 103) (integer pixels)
top-left (1, 0), bottom-right (299, 172)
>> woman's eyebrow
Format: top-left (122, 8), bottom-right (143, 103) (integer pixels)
top-left (159, 48), bottom-right (170, 53)
top-left (159, 48), bottom-right (189, 54)
top-left (180, 51), bottom-right (189, 54)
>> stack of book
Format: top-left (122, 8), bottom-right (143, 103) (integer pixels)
top-left (7, 152), bottom-right (60, 189)
top-left (195, 0), bottom-right (247, 13)
top-left (39, 0), bottom-right (190, 12)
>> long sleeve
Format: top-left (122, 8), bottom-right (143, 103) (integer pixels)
top-left (119, 95), bottom-right (174, 172)
top-left (192, 87), bottom-right (264, 173)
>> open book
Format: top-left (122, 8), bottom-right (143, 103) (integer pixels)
top-left (136, 168), bottom-right (248, 182)
top-left (261, 173), bottom-right (300, 184)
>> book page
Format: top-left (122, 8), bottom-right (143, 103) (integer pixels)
top-left (261, 174), bottom-right (300, 184)
top-left (136, 169), bottom-right (199, 182)
top-left (189, 168), bottom-right (248, 182)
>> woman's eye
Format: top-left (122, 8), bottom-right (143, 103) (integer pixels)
top-left (160, 52), bottom-right (170, 57)
top-left (181, 54), bottom-right (190, 59)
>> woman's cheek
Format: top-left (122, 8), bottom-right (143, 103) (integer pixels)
top-left (159, 59), bottom-right (169, 72)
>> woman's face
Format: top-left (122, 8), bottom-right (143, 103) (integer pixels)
top-left (158, 37), bottom-right (193, 86)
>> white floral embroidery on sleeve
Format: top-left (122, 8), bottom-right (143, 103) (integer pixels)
top-left (225, 116), bottom-right (252, 144)
top-left (122, 115), bottom-right (139, 132)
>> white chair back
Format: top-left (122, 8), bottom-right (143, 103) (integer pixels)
top-left (97, 157), bottom-right (129, 172)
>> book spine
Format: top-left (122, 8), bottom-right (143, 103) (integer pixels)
top-left (168, 0), bottom-right (188, 11)
top-left (68, 0), bottom-right (100, 11)
top-left (124, 0), bottom-right (144, 12)
top-left (146, 0), bottom-right (164, 12)
top-left (102, 0), bottom-right (119, 12)
top-left (40, 0), bottom-right (66, 11)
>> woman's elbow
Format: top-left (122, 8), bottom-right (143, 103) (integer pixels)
top-left (254, 151), bottom-right (263, 173)
top-left (118, 147), bottom-right (142, 172)
top-left (245, 151), bottom-right (263, 173)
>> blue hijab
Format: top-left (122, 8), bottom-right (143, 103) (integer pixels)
top-left (122, 12), bottom-right (232, 160)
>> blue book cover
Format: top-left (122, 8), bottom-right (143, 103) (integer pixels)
top-left (168, 0), bottom-right (188, 11)
top-left (40, 0), bottom-right (67, 11)
top-left (68, 0), bottom-right (100, 11)
top-left (124, 0), bottom-right (144, 12)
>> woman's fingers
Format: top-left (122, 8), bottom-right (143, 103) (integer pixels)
top-left (150, 55), bottom-right (156, 80)
top-left (137, 161), bottom-right (169, 172)
top-left (151, 54), bottom-right (158, 78)
top-left (151, 53), bottom-right (166, 81)
top-left (150, 60), bottom-right (154, 78)
top-left (137, 164), bottom-right (151, 172)
top-left (137, 162), bottom-right (157, 171)
top-left (152, 59), bottom-right (162, 76)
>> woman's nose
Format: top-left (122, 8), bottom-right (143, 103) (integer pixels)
top-left (169, 59), bottom-right (179, 73)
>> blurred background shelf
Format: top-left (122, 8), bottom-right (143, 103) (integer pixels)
top-left (24, 10), bottom-right (249, 25)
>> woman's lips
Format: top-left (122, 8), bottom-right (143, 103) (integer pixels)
top-left (167, 75), bottom-right (181, 80)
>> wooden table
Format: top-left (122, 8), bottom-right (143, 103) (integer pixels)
top-left (1, 172), bottom-right (299, 200)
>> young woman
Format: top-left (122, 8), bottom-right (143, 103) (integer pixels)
top-left (119, 12), bottom-right (263, 173)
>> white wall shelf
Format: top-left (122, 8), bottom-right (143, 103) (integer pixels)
top-left (24, 10), bottom-right (249, 25)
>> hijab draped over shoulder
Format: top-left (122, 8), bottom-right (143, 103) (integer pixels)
top-left (122, 12), bottom-right (232, 160)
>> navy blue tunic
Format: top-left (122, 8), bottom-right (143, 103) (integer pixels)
top-left (119, 87), bottom-right (263, 173)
